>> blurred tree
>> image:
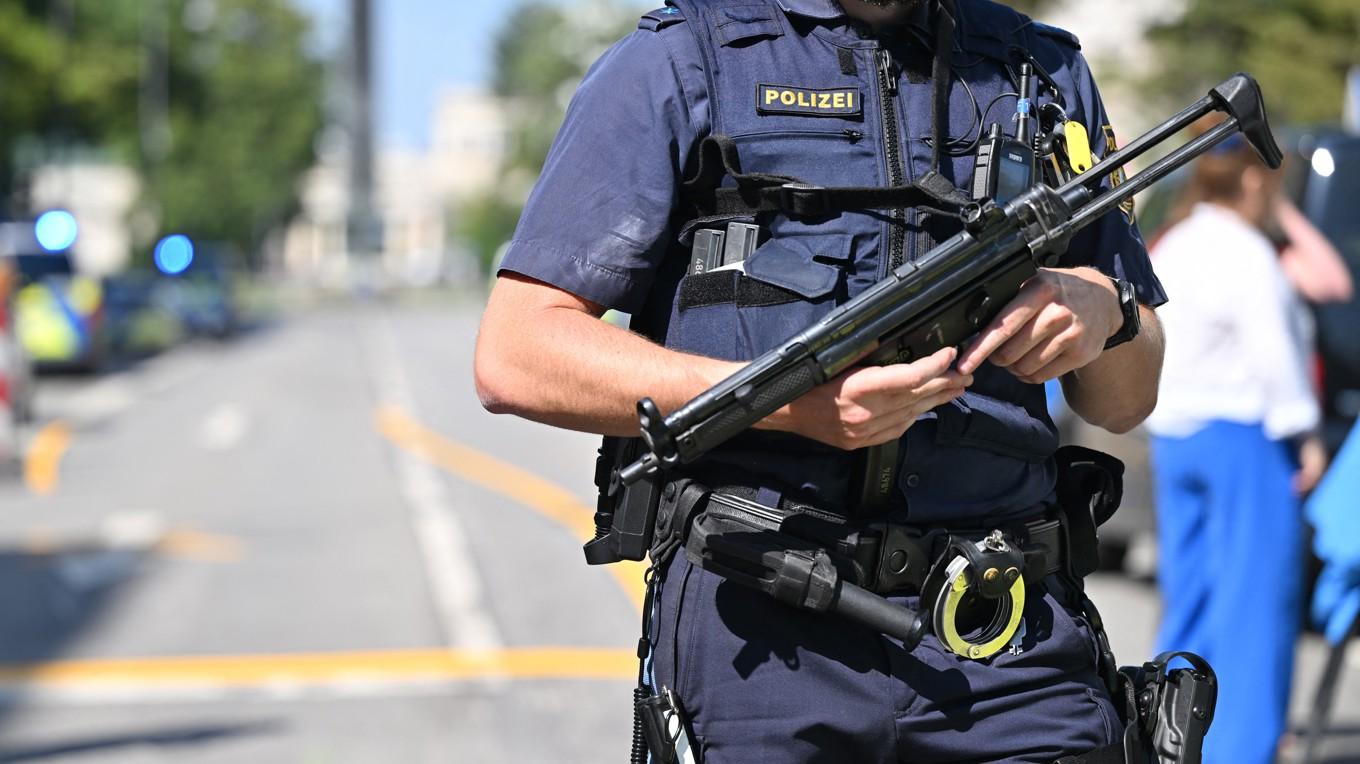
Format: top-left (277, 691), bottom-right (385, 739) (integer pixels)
top-left (1145, 0), bottom-right (1360, 125)
top-left (1002, 0), bottom-right (1062, 20)
top-left (0, 0), bottom-right (322, 265)
top-left (456, 0), bottom-right (640, 274)
top-left (138, 0), bottom-right (324, 266)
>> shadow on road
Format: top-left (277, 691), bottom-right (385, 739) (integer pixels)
top-left (0, 721), bottom-right (281, 762)
top-left (0, 547), bottom-right (143, 666)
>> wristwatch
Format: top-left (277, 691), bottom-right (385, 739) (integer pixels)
top-left (1103, 277), bottom-right (1141, 350)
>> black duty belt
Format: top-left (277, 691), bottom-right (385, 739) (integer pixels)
top-left (694, 483), bottom-right (1067, 597)
top-left (654, 479), bottom-right (1084, 660)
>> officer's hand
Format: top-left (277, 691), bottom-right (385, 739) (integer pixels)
top-left (771, 347), bottom-right (971, 450)
top-left (956, 267), bottom-right (1121, 384)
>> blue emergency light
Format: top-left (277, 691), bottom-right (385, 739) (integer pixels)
top-left (34, 210), bottom-right (79, 252)
top-left (154, 234), bottom-right (195, 275)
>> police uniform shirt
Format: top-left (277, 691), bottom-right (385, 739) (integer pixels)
top-left (499, 0), bottom-right (1168, 523)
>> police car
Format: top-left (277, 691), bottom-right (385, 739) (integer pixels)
top-left (12, 251), bottom-right (110, 373)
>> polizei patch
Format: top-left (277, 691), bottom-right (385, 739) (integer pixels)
top-left (757, 85), bottom-right (862, 117)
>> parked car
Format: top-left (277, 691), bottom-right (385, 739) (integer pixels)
top-left (155, 246), bottom-right (240, 339)
top-left (12, 252), bottom-right (110, 372)
top-left (1282, 129), bottom-right (1360, 454)
top-left (102, 272), bottom-right (186, 359)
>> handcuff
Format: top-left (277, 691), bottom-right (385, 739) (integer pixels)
top-left (923, 530), bottom-right (1028, 661)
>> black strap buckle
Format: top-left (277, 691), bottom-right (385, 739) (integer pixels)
top-left (779, 182), bottom-right (831, 217)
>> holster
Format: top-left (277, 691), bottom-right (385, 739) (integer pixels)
top-left (1053, 444), bottom-right (1125, 579)
top-left (1066, 651), bottom-right (1217, 764)
top-left (583, 436), bottom-right (662, 566)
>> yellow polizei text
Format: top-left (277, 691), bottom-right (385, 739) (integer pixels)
top-left (759, 85), bottom-right (858, 114)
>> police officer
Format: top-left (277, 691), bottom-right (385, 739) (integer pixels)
top-left (476, 0), bottom-right (1167, 760)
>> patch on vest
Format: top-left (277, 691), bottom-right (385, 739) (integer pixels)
top-left (756, 84), bottom-right (862, 117)
top-left (1102, 124), bottom-right (1135, 222)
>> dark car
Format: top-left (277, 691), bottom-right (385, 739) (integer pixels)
top-left (156, 244), bottom-right (240, 339)
top-left (1282, 130), bottom-right (1360, 453)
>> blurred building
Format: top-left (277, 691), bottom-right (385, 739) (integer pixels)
top-left (1045, 0), bottom-right (1183, 135)
top-left (280, 87), bottom-right (508, 287)
top-left (431, 88), bottom-right (509, 202)
top-left (27, 163), bottom-right (140, 277)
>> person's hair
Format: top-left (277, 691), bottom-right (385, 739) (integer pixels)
top-left (1161, 114), bottom-right (1279, 230)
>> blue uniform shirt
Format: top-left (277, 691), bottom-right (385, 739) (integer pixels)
top-left (501, 0), bottom-right (1167, 523)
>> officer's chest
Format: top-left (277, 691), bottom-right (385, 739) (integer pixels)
top-left (709, 15), bottom-right (1018, 200)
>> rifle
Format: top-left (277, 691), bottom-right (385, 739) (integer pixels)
top-left (603, 74), bottom-right (1281, 643)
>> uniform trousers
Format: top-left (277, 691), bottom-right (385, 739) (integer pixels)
top-left (1151, 420), bottom-right (1302, 764)
top-left (650, 550), bottom-right (1121, 763)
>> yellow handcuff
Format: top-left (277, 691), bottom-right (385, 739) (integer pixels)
top-left (929, 531), bottom-right (1027, 661)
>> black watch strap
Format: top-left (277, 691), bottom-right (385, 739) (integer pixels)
top-left (1102, 277), bottom-right (1140, 351)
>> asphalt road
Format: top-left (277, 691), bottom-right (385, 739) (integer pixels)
top-left (0, 299), bottom-right (1354, 763)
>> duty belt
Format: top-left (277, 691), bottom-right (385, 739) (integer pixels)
top-left (654, 480), bottom-right (1081, 660)
top-left (693, 483), bottom-right (1068, 596)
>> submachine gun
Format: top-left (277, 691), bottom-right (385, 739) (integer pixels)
top-left (595, 73), bottom-right (1282, 646)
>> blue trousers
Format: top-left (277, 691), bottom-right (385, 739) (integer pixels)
top-left (650, 552), bottom-right (1121, 763)
top-left (1151, 421), bottom-right (1302, 764)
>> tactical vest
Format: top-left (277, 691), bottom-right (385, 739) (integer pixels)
top-left (635, 0), bottom-right (1093, 523)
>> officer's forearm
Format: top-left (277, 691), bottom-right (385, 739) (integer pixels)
top-left (475, 275), bottom-right (739, 437)
top-left (1060, 306), bottom-right (1164, 434)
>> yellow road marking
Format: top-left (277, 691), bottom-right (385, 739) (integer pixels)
top-left (156, 529), bottom-right (245, 562)
top-left (23, 420), bottom-right (71, 496)
top-left (374, 405), bottom-right (649, 612)
top-left (0, 647), bottom-right (635, 687)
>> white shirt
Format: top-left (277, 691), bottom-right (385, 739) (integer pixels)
top-left (1146, 203), bottom-right (1319, 441)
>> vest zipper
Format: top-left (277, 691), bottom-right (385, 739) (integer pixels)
top-left (876, 48), bottom-right (906, 274)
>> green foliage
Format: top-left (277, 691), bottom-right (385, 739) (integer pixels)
top-left (0, 0), bottom-right (322, 266)
top-left (456, 193), bottom-right (523, 275)
top-left (1145, 0), bottom-right (1360, 125)
top-left (142, 0), bottom-right (323, 265)
top-left (1000, 0), bottom-right (1062, 20)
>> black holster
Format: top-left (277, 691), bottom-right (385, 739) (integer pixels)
top-left (584, 436), bottom-right (662, 565)
top-left (1053, 444), bottom-right (1125, 579)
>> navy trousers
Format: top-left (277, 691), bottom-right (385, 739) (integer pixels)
top-left (1151, 421), bottom-right (1302, 764)
top-left (650, 553), bottom-right (1122, 763)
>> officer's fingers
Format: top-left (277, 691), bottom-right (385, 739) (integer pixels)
top-left (855, 386), bottom-right (966, 448)
top-left (957, 287), bottom-right (1049, 374)
top-left (988, 303), bottom-right (1072, 369)
top-left (847, 347), bottom-right (958, 397)
top-left (901, 372), bottom-right (973, 403)
top-left (1005, 324), bottom-right (1078, 378)
top-left (1011, 351), bottom-right (1081, 386)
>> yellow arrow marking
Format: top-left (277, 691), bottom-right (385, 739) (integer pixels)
top-left (24, 420), bottom-right (71, 496)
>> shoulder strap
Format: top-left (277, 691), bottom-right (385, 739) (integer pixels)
top-left (665, 0), bottom-right (723, 132)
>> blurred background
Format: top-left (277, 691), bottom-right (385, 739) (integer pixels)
top-left (0, 0), bottom-right (1355, 761)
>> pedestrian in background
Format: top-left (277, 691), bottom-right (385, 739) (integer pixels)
top-left (1145, 123), bottom-right (1327, 764)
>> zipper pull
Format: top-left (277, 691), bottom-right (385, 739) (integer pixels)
top-left (877, 49), bottom-right (898, 97)
top-left (843, 128), bottom-right (864, 142)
